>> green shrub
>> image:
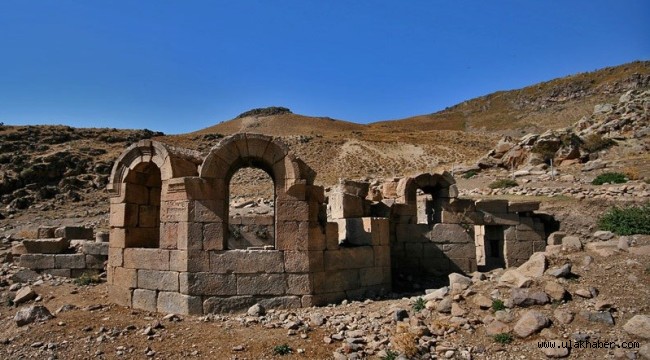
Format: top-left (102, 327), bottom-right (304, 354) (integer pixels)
top-left (493, 333), bottom-right (513, 344)
top-left (488, 179), bottom-right (518, 189)
top-left (73, 272), bottom-right (102, 286)
top-left (592, 172), bottom-right (628, 185)
top-left (381, 350), bottom-right (399, 360)
top-left (273, 344), bottom-right (292, 356)
top-left (581, 133), bottom-right (615, 153)
top-left (598, 204), bottom-right (650, 235)
top-left (491, 299), bottom-right (506, 311)
top-left (462, 170), bottom-right (478, 179)
top-left (412, 297), bottom-right (426, 312)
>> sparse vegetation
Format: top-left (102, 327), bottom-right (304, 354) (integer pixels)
top-left (488, 179), bottom-right (518, 189)
top-left (73, 272), bottom-right (102, 286)
top-left (412, 297), bottom-right (426, 312)
top-left (272, 344), bottom-right (292, 355)
top-left (381, 349), bottom-right (399, 360)
top-left (491, 299), bottom-right (506, 311)
top-left (598, 204), bottom-right (650, 235)
top-left (581, 133), bottom-right (615, 153)
top-left (493, 333), bottom-right (513, 344)
top-left (390, 332), bottom-right (418, 358)
top-left (592, 172), bottom-right (627, 185)
top-left (237, 107), bottom-right (292, 119)
top-left (623, 166), bottom-right (640, 181)
top-left (462, 170), bottom-right (478, 179)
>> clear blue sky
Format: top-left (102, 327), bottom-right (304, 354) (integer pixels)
top-left (1, 1), bottom-right (648, 134)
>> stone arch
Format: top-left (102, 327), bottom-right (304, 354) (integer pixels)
top-left (107, 140), bottom-right (202, 248)
top-left (396, 172), bottom-right (456, 224)
top-left (200, 133), bottom-right (316, 250)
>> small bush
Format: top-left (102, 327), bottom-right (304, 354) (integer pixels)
top-left (623, 166), bottom-right (640, 181)
top-left (381, 350), bottom-right (399, 360)
top-left (462, 170), bottom-right (478, 179)
top-left (412, 297), bottom-right (426, 312)
top-left (592, 172), bottom-right (627, 185)
top-left (273, 344), bottom-right (292, 356)
top-left (493, 332), bottom-right (513, 344)
top-left (491, 299), bottom-right (506, 311)
top-left (73, 272), bottom-right (102, 286)
top-left (581, 133), bottom-right (615, 153)
top-left (598, 204), bottom-right (650, 235)
top-left (488, 179), bottom-right (518, 189)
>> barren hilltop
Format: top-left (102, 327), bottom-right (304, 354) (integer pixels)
top-left (0, 61), bottom-right (649, 359)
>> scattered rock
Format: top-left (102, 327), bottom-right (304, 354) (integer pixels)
top-left (247, 304), bottom-right (265, 317)
top-left (561, 236), bottom-right (582, 251)
top-left (592, 230), bottom-right (615, 240)
top-left (514, 310), bottom-right (550, 338)
top-left (580, 311), bottom-right (615, 326)
top-left (544, 282), bottom-right (567, 301)
top-left (448, 273), bottom-right (472, 290)
top-left (499, 269), bottom-right (532, 288)
top-left (511, 288), bottom-right (550, 307)
top-left (393, 308), bottom-right (409, 322)
top-left (14, 305), bottom-right (53, 326)
top-left (10, 269), bottom-right (40, 283)
top-left (437, 298), bottom-right (452, 314)
top-left (485, 320), bottom-right (511, 336)
top-left (546, 263), bottom-right (571, 278)
top-left (517, 252), bottom-right (547, 278)
top-left (13, 286), bottom-right (36, 304)
top-left (553, 309), bottom-right (574, 324)
top-left (623, 315), bottom-right (650, 339)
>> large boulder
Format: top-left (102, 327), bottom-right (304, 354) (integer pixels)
top-left (517, 252), bottom-right (547, 278)
top-left (499, 269), bottom-right (532, 288)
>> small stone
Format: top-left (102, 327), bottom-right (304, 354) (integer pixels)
top-left (437, 298), bottom-right (452, 314)
top-left (232, 345), bottom-right (245, 351)
top-left (592, 230), bottom-right (615, 240)
top-left (448, 273), bottom-right (472, 290)
top-left (544, 282), bottom-right (567, 301)
top-left (485, 320), bottom-right (511, 336)
top-left (574, 289), bottom-right (592, 298)
top-left (561, 236), bottom-right (582, 251)
top-left (393, 308), bottom-right (409, 321)
top-left (247, 304), bottom-right (265, 317)
top-left (472, 294), bottom-right (493, 309)
top-left (310, 313), bottom-right (326, 326)
top-left (546, 264), bottom-right (571, 278)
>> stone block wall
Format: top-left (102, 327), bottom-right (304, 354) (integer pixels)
top-left (17, 226), bottom-right (108, 278)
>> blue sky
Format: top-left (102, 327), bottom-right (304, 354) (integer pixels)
top-left (0, 1), bottom-right (648, 134)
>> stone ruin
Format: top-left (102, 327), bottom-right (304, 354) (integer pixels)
top-left (14, 226), bottom-right (108, 278)
top-left (106, 134), bottom-right (556, 315)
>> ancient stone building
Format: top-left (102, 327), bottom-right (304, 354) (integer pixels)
top-left (107, 135), bottom-right (391, 315)
top-left (107, 134), bottom-right (552, 314)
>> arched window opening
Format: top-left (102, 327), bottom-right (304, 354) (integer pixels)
top-left (415, 185), bottom-right (444, 225)
top-left (123, 162), bottom-right (162, 248)
top-left (227, 167), bottom-right (275, 249)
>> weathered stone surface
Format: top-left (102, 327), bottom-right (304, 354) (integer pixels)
top-left (448, 273), bottom-right (472, 290)
top-left (508, 201), bottom-right (540, 213)
top-left (14, 286), bottom-right (36, 304)
top-left (623, 315), bottom-right (650, 339)
top-left (22, 238), bottom-right (70, 254)
top-left (20, 254), bottom-right (55, 269)
top-left (180, 273), bottom-right (236, 296)
top-left (11, 269), bottom-right (40, 283)
top-left (553, 308), bottom-right (574, 324)
top-left (132, 289), bottom-right (157, 312)
top-left (580, 311), bottom-right (614, 326)
top-left (544, 282), bottom-right (567, 301)
top-left (203, 296), bottom-right (257, 314)
top-left (592, 230), bottom-right (615, 240)
top-left (437, 297), bottom-right (452, 313)
top-left (561, 236), bottom-right (582, 251)
top-left (514, 310), bottom-right (550, 338)
top-left (517, 252), bottom-right (546, 278)
top-left (55, 226), bottom-right (94, 240)
top-left (82, 241), bottom-right (109, 256)
top-left (424, 286), bottom-right (449, 301)
top-left (511, 288), bottom-right (550, 307)
top-left (247, 303), bottom-right (265, 316)
top-left (546, 263), bottom-right (571, 278)
top-left (14, 305), bottom-right (53, 326)
top-left (485, 320), bottom-right (511, 336)
top-left (138, 270), bottom-right (179, 292)
top-left (547, 231), bottom-right (566, 245)
top-left (54, 254), bottom-right (86, 269)
top-left (157, 291), bottom-right (202, 315)
top-left (499, 269), bottom-right (532, 288)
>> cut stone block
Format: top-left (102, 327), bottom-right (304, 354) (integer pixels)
top-left (54, 226), bottom-right (94, 240)
top-left (157, 291), bottom-right (202, 315)
top-left (20, 254), bottom-right (55, 270)
top-left (82, 242), bottom-right (109, 256)
top-left (22, 238), bottom-right (70, 254)
top-left (54, 254), bottom-right (86, 269)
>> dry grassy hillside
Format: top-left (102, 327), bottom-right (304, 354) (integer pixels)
top-left (371, 60), bottom-right (650, 135)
